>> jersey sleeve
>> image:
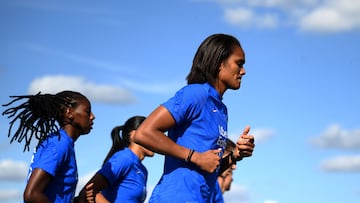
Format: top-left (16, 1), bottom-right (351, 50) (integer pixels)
top-left (162, 84), bottom-right (207, 126)
top-left (31, 140), bottom-right (65, 176)
top-left (98, 152), bottom-right (132, 186)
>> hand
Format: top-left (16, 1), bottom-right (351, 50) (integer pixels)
top-left (85, 182), bottom-right (96, 203)
top-left (233, 126), bottom-right (255, 161)
top-left (191, 148), bottom-right (221, 173)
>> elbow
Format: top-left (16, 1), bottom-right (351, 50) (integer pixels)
top-left (133, 129), bottom-right (145, 145)
top-left (23, 189), bottom-right (34, 203)
top-left (134, 128), bottom-right (155, 150)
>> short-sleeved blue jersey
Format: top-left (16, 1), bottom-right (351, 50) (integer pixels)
top-left (149, 83), bottom-right (228, 203)
top-left (99, 148), bottom-right (148, 203)
top-left (28, 129), bottom-right (77, 203)
top-left (211, 181), bottom-right (224, 203)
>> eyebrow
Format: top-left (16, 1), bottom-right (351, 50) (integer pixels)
top-left (237, 59), bottom-right (245, 64)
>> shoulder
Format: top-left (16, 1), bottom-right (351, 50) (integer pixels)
top-left (43, 131), bottom-right (74, 158)
top-left (108, 148), bottom-right (134, 167)
top-left (174, 83), bottom-right (211, 103)
top-left (182, 83), bottom-right (209, 95)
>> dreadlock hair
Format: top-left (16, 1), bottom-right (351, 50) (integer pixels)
top-left (2, 90), bottom-right (88, 152)
top-left (186, 33), bottom-right (241, 85)
top-left (102, 115), bottom-right (146, 166)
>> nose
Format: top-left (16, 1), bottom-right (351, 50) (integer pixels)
top-left (231, 163), bottom-right (237, 170)
top-left (240, 67), bottom-right (246, 75)
top-left (91, 112), bottom-right (95, 120)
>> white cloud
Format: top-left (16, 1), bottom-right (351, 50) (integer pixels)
top-left (245, 0), bottom-right (317, 9)
top-left (0, 189), bottom-right (22, 201)
top-left (229, 128), bottom-right (274, 143)
top-left (26, 44), bottom-right (183, 96)
top-left (0, 159), bottom-right (28, 181)
top-left (216, 0), bottom-right (360, 33)
top-left (224, 7), bottom-right (254, 28)
top-left (251, 128), bottom-right (275, 143)
top-left (224, 8), bottom-right (279, 29)
top-left (28, 75), bottom-right (136, 105)
top-left (299, 0), bottom-right (360, 33)
top-left (223, 183), bottom-right (249, 203)
top-left (310, 124), bottom-right (360, 150)
top-left (264, 200), bottom-right (279, 203)
top-left (320, 155), bottom-right (360, 172)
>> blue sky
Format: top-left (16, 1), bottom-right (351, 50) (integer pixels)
top-left (1, 0), bottom-right (360, 202)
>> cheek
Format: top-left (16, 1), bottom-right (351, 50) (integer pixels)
top-left (232, 66), bottom-right (239, 74)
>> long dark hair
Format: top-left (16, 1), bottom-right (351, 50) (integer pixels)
top-left (186, 34), bottom-right (241, 85)
top-left (2, 91), bottom-right (89, 151)
top-left (102, 116), bottom-right (146, 165)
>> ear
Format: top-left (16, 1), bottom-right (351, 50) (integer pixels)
top-left (65, 108), bottom-right (74, 119)
top-left (218, 63), bottom-right (225, 79)
top-left (219, 62), bottom-right (224, 71)
top-left (129, 130), bottom-right (136, 141)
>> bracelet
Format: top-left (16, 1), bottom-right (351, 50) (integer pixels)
top-left (185, 149), bottom-right (195, 162)
top-left (231, 149), bottom-right (243, 162)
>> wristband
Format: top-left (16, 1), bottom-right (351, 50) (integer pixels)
top-left (185, 149), bottom-right (195, 162)
top-left (232, 149), bottom-right (243, 162)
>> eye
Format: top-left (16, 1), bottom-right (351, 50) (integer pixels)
top-left (86, 109), bottom-right (91, 116)
top-left (236, 59), bottom-right (245, 68)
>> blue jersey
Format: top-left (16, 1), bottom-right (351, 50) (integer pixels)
top-left (210, 181), bottom-right (224, 203)
top-left (149, 83), bottom-right (228, 203)
top-left (99, 148), bottom-right (148, 203)
top-left (28, 129), bottom-right (78, 203)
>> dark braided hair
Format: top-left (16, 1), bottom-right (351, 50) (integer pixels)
top-left (2, 90), bottom-right (88, 151)
top-left (102, 116), bottom-right (146, 165)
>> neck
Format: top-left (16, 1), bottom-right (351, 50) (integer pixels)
top-left (129, 145), bottom-right (145, 161)
top-left (213, 80), bottom-right (225, 97)
top-left (62, 125), bottom-right (79, 141)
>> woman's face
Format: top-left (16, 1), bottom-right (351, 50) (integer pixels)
top-left (218, 46), bottom-right (246, 94)
top-left (71, 99), bottom-right (95, 135)
top-left (222, 168), bottom-right (234, 191)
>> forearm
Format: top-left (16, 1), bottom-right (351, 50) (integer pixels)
top-left (77, 174), bottom-right (109, 203)
top-left (134, 106), bottom-right (221, 173)
top-left (23, 192), bottom-right (51, 203)
top-left (95, 192), bottom-right (110, 203)
top-left (133, 106), bottom-right (190, 161)
top-left (135, 128), bottom-right (189, 161)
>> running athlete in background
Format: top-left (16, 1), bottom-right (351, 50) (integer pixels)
top-left (134, 33), bottom-right (255, 202)
top-left (76, 116), bottom-right (154, 203)
top-left (2, 91), bottom-right (95, 203)
top-left (213, 138), bottom-right (241, 202)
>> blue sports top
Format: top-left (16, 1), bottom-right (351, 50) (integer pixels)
top-left (28, 129), bottom-right (78, 203)
top-left (149, 83), bottom-right (228, 203)
top-left (211, 181), bottom-right (224, 203)
top-left (99, 148), bottom-right (148, 203)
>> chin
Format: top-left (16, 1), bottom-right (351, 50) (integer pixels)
top-left (230, 85), bottom-right (241, 90)
top-left (231, 81), bottom-right (241, 90)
